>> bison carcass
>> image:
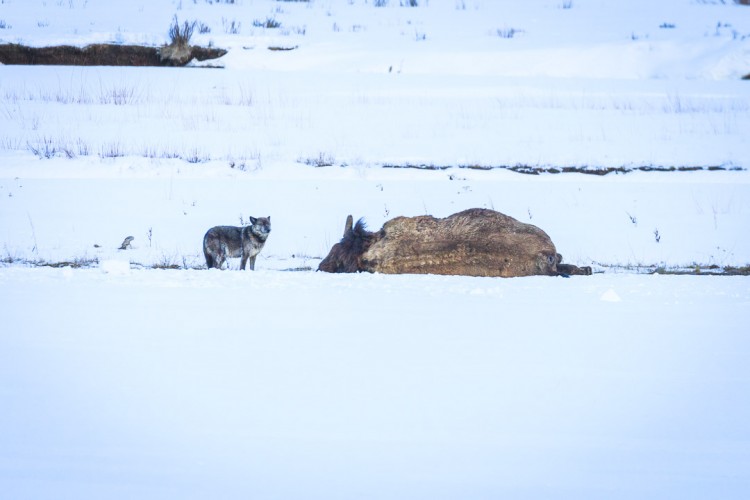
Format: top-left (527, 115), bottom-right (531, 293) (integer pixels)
top-left (318, 208), bottom-right (591, 277)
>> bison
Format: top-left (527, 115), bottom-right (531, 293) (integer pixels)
top-left (318, 208), bottom-right (591, 277)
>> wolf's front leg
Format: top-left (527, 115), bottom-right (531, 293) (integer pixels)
top-left (247, 255), bottom-right (257, 271)
top-left (240, 254), bottom-right (248, 270)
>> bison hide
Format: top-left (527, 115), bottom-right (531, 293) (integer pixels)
top-left (318, 208), bottom-right (592, 277)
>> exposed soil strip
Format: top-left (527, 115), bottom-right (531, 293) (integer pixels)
top-left (596, 264), bottom-right (750, 276)
top-left (381, 164), bottom-right (743, 175)
top-left (2, 258), bottom-right (748, 275)
top-left (0, 43), bottom-right (226, 67)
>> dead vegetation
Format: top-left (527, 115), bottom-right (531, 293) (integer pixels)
top-left (0, 256), bottom-right (99, 269)
top-left (595, 263), bottom-right (750, 276)
top-left (652, 264), bottom-right (750, 276)
top-left (160, 16), bottom-right (197, 65)
top-left (380, 163), bottom-right (743, 175)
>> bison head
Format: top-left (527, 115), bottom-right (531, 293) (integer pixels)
top-left (318, 215), bottom-right (378, 273)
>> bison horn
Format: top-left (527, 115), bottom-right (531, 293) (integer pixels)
top-left (344, 215), bottom-right (353, 236)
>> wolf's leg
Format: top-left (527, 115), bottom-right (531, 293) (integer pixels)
top-left (216, 253), bottom-right (226, 270)
top-left (240, 253), bottom-right (248, 270)
top-left (216, 244), bottom-right (230, 270)
top-left (248, 255), bottom-right (257, 271)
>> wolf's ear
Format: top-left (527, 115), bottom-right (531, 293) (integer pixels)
top-left (249, 216), bottom-right (257, 225)
top-left (344, 215), bottom-right (353, 236)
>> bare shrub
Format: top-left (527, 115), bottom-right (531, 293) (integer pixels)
top-left (222, 18), bottom-right (242, 34)
top-left (253, 17), bottom-right (281, 29)
top-left (168, 16), bottom-right (196, 47)
top-left (300, 152), bottom-right (336, 167)
top-left (27, 137), bottom-right (58, 159)
top-left (496, 27), bottom-right (523, 39)
top-left (162, 16), bottom-right (197, 64)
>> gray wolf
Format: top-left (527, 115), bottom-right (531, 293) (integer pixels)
top-left (203, 216), bottom-right (271, 270)
top-left (318, 208), bottom-right (591, 277)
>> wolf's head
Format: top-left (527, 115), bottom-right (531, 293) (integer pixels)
top-left (249, 216), bottom-right (271, 239)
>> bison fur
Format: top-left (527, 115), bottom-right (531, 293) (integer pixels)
top-left (318, 208), bottom-right (591, 277)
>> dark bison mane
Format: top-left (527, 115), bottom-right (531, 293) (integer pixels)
top-left (318, 217), bottom-right (377, 273)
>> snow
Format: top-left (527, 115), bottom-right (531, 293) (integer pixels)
top-left (2, 268), bottom-right (750, 499)
top-left (1, 0), bottom-right (750, 498)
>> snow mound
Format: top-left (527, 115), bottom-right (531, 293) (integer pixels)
top-left (99, 260), bottom-right (131, 276)
top-left (600, 288), bottom-right (622, 302)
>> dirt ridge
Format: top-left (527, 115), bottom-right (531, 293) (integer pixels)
top-left (379, 164), bottom-right (743, 175)
top-left (0, 43), bottom-right (226, 67)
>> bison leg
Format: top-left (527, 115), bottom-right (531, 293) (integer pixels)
top-left (557, 263), bottom-right (592, 276)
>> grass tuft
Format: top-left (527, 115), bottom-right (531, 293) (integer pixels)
top-left (168, 16), bottom-right (196, 48)
top-left (300, 153), bottom-right (336, 167)
top-left (253, 17), bottom-right (281, 29)
top-left (161, 16), bottom-right (197, 64)
top-left (496, 27), bottom-right (523, 39)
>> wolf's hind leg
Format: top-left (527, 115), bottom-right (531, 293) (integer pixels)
top-left (215, 254), bottom-right (227, 270)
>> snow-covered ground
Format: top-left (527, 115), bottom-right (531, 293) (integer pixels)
top-left (2, 267), bottom-right (749, 499)
top-left (1, 0), bottom-right (750, 498)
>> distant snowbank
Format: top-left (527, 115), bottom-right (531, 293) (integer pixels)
top-left (1, 0), bottom-right (749, 79)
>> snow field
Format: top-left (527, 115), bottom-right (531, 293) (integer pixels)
top-left (1, 0), bottom-right (750, 498)
top-left (2, 67), bottom-right (749, 169)
top-left (1, 266), bottom-right (749, 499)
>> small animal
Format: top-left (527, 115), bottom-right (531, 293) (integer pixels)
top-left (318, 208), bottom-right (591, 277)
top-left (118, 236), bottom-right (134, 250)
top-left (203, 216), bottom-right (271, 270)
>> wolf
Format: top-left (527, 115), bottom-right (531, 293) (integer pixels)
top-left (203, 216), bottom-right (271, 270)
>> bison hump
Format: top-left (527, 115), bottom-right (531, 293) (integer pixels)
top-left (364, 208), bottom-right (558, 277)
